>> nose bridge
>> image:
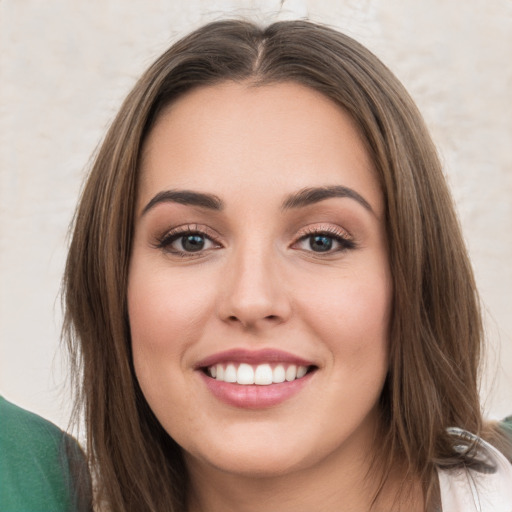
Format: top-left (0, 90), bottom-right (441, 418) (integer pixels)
top-left (219, 235), bottom-right (290, 327)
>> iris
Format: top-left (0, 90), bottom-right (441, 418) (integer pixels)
top-left (310, 235), bottom-right (333, 252)
top-left (182, 234), bottom-right (205, 252)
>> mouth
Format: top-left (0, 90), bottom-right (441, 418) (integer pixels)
top-left (195, 349), bottom-right (318, 408)
top-left (202, 362), bottom-right (316, 385)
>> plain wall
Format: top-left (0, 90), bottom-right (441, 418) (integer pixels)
top-left (0, 0), bottom-right (511, 429)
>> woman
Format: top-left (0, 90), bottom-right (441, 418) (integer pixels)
top-left (63, 20), bottom-right (512, 511)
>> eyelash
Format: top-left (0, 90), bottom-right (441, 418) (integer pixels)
top-left (155, 224), bottom-right (355, 257)
top-left (293, 225), bottom-right (356, 254)
top-left (155, 224), bottom-right (222, 257)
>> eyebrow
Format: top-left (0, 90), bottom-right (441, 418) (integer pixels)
top-left (141, 185), bottom-right (373, 217)
top-left (141, 190), bottom-right (224, 216)
top-left (281, 186), bottom-right (374, 213)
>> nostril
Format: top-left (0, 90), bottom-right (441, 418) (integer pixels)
top-left (223, 309), bottom-right (288, 328)
top-left (227, 314), bottom-right (278, 323)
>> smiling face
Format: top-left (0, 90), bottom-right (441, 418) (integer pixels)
top-left (128, 81), bottom-right (392, 480)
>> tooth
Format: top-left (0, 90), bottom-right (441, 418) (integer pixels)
top-left (272, 365), bottom-right (286, 383)
top-left (224, 364), bottom-right (237, 383)
top-left (237, 363), bottom-right (255, 384)
top-left (254, 364), bottom-right (273, 385)
top-left (210, 362), bottom-right (308, 384)
top-left (297, 366), bottom-right (307, 378)
top-left (285, 365), bottom-right (297, 382)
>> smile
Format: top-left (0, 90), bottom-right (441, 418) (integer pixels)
top-left (206, 363), bottom-right (310, 385)
top-left (196, 349), bottom-right (318, 408)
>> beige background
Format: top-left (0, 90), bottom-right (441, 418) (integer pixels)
top-left (0, 0), bottom-right (511, 429)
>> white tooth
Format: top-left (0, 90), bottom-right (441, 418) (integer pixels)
top-left (224, 364), bottom-right (237, 383)
top-left (215, 364), bottom-right (224, 381)
top-left (210, 365), bottom-right (217, 378)
top-left (254, 364), bottom-right (273, 385)
top-left (297, 366), bottom-right (307, 378)
top-left (272, 365), bottom-right (286, 383)
top-left (237, 363), bottom-right (254, 384)
top-left (285, 365), bottom-right (297, 382)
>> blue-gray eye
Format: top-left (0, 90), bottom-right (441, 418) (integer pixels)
top-left (294, 230), bottom-right (355, 254)
top-left (309, 235), bottom-right (333, 252)
top-left (156, 227), bottom-right (221, 256)
top-left (180, 234), bottom-right (206, 252)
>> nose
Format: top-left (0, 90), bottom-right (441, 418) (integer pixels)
top-left (217, 243), bottom-right (292, 330)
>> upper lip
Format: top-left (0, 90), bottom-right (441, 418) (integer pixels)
top-left (194, 348), bottom-right (316, 369)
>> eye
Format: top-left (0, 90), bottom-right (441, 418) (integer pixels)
top-left (175, 233), bottom-right (211, 252)
top-left (156, 226), bottom-right (221, 256)
top-left (293, 227), bottom-right (355, 254)
top-left (306, 234), bottom-right (335, 252)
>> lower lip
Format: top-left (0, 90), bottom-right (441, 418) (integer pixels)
top-left (199, 371), bottom-right (314, 409)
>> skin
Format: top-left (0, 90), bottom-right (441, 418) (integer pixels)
top-left (128, 82), bottom-right (416, 511)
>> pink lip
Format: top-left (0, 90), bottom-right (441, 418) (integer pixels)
top-left (195, 348), bottom-right (317, 409)
top-left (194, 348), bottom-right (314, 369)
top-left (199, 370), bottom-right (315, 409)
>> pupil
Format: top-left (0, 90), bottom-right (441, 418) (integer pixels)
top-left (310, 235), bottom-right (332, 252)
top-left (182, 234), bottom-right (205, 252)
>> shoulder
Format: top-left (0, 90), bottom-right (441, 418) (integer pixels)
top-left (501, 415), bottom-right (512, 442)
top-left (438, 428), bottom-right (512, 512)
top-left (0, 395), bottom-right (66, 450)
top-left (0, 396), bottom-right (91, 512)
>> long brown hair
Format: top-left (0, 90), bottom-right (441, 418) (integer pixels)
top-left (63, 19), bottom-right (487, 511)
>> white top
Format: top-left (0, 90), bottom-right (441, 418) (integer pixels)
top-left (438, 429), bottom-right (512, 511)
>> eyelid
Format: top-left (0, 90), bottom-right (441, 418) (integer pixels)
top-left (154, 224), bottom-right (223, 252)
top-left (294, 223), bottom-right (353, 242)
top-left (152, 222), bottom-right (355, 256)
top-left (291, 223), bottom-right (356, 253)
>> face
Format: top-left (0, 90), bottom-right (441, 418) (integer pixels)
top-left (128, 82), bottom-right (391, 479)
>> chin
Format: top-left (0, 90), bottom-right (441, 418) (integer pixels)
top-left (199, 451), bottom-right (305, 478)
top-left (184, 435), bottom-right (315, 478)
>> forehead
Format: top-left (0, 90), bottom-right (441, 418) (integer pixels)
top-left (139, 81), bottom-right (382, 215)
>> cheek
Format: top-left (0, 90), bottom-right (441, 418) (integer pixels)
top-left (127, 264), bottom-right (217, 413)
top-left (302, 273), bottom-right (390, 333)
top-left (295, 267), bottom-right (391, 369)
top-left (127, 266), bottom-right (213, 427)
top-left (128, 265), bottom-right (215, 354)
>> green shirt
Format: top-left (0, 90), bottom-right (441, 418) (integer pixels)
top-left (0, 396), bottom-right (91, 511)
top-left (501, 415), bottom-right (512, 440)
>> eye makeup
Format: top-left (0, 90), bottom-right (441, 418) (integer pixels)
top-left (152, 221), bottom-right (356, 261)
top-left (292, 224), bottom-right (356, 254)
top-left (154, 224), bottom-right (222, 257)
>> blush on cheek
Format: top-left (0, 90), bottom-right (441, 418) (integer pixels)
top-left (128, 290), bottom-right (186, 346)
